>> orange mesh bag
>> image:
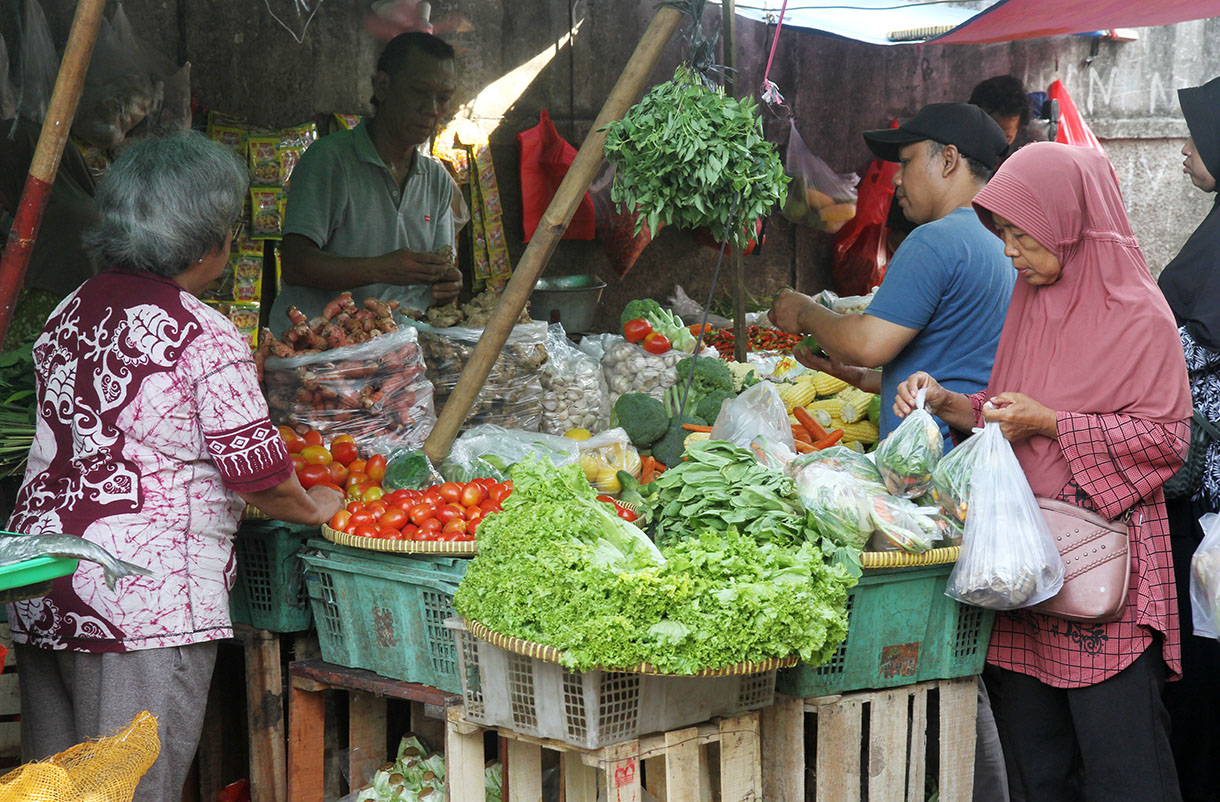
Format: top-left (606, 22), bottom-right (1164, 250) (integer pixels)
top-left (0, 711), bottom-right (160, 802)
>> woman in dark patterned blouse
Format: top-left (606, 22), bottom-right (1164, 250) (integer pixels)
top-left (1157, 75), bottom-right (1220, 802)
top-left (894, 142), bottom-right (1191, 801)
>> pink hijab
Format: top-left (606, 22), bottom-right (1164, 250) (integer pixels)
top-left (972, 142), bottom-right (1190, 497)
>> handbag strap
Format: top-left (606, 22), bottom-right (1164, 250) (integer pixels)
top-left (1194, 408), bottom-right (1220, 442)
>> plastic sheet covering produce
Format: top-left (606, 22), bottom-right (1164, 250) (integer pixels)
top-left (264, 325), bottom-right (435, 450)
top-left (0, 711), bottom-right (159, 802)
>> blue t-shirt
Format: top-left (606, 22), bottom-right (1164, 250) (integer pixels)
top-left (865, 207), bottom-right (1015, 439)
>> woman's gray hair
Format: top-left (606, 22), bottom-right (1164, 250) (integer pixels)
top-left (82, 131), bottom-right (248, 277)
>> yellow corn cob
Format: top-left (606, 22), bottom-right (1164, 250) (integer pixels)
top-left (828, 416), bottom-right (880, 445)
top-left (838, 386), bottom-right (876, 424)
top-left (804, 397), bottom-right (843, 418)
top-left (809, 371), bottom-right (850, 397)
top-left (776, 381), bottom-right (818, 413)
top-left (841, 439), bottom-right (866, 453)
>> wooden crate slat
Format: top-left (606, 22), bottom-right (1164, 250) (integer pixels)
top-left (815, 697), bottom-right (863, 802)
top-left (719, 713), bottom-right (762, 802)
top-left (866, 688), bottom-right (910, 801)
top-left (663, 726), bottom-right (703, 802)
top-left (906, 684), bottom-right (929, 802)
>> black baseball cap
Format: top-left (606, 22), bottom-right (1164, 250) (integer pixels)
top-left (863, 102), bottom-right (1010, 170)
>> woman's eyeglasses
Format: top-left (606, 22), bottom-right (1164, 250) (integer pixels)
top-left (231, 220), bottom-right (245, 242)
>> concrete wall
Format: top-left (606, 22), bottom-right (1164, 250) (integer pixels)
top-left (4, 1), bottom-right (1217, 332)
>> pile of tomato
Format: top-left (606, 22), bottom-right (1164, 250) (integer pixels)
top-left (329, 479), bottom-right (512, 542)
top-left (278, 426), bottom-right (389, 503)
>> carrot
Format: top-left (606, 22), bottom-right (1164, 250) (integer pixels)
top-left (640, 456), bottom-right (655, 485)
top-left (812, 429), bottom-right (844, 450)
top-left (794, 440), bottom-right (815, 453)
top-left (688, 323), bottom-right (715, 337)
top-left (794, 407), bottom-right (830, 442)
top-left (682, 423), bottom-right (713, 433)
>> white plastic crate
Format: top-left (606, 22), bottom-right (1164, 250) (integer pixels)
top-left (447, 619), bottom-right (776, 749)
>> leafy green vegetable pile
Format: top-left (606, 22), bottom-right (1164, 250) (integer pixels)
top-left (602, 64), bottom-right (788, 249)
top-left (454, 456), bottom-right (854, 674)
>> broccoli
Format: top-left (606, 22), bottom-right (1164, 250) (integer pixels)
top-left (621, 299), bottom-right (665, 331)
top-left (695, 390), bottom-right (734, 424)
top-left (652, 413), bottom-right (707, 469)
top-left (675, 356), bottom-right (734, 402)
top-left (613, 393), bottom-right (669, 448)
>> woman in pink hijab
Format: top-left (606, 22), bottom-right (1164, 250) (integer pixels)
top-left (895, 142), bottom-right (1190, 801)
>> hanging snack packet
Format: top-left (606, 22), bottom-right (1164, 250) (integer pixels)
top-left (875, 388), bottom-right (944, 498)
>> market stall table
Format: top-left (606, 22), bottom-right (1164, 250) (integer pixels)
top-left (287, 659), bottom-right (460, 802)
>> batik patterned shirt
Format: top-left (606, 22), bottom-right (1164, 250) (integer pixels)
top-left (7, 269), bottom-right (292, 652)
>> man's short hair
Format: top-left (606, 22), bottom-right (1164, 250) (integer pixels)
top-left (376, 32), bottom-right (456, 78)
top-left (969, 75), bottom-right (1032, 129)
top-left (926, 140), bottom-right (994, 182)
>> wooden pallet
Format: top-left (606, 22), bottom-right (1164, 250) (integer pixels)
top-left (761, 677), bottom-right (977, 802)
top-left (446, 707), bottom-right (763, 802)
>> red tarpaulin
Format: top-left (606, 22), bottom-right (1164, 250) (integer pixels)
top-left (933, 0), bottom-right (1220, 45)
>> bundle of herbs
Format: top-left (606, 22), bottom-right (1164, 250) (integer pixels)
top-left (0, 343), bottom-right (36, 478)
top-left (602, 63), bottom-right (788, 249)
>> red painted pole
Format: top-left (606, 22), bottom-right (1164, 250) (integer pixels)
top-left (0, 0), bottom-right (108, 344)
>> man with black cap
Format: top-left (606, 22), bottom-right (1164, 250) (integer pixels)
top-left (770, 101), bottom-right (1017, 802)
top-left (769, 102), bottom-right (1015, 441)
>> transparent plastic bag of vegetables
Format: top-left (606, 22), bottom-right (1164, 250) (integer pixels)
top-left (577, 427), bottom-right (642, 494)
top-left (946, 420), bottom-right (1065, 610)
top-left (929, 428), bottom-right (984, 524)
top-left (876, 387), bottom-right (944, 498)
top-left (868, 495), bottom-right (944, 554)
top-left (793, 462), bottom-right (876, 550)
top-left (789, 444), bottom-right (883, 485)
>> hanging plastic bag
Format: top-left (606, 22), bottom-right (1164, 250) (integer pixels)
top-left (73, 17), bottom-right (160, 149)
top-left (875, 388), bottom-right (944, 498)
top-left (1048, 80), bottom-right (1104, 153)
top-left (16, 0), bottom-right (58, 124)
top-left (946, 420), bottom-right (1065, 610)
top-left (540, 323), bottom-right (610, 436)
top-left (590, 161), bottom-right (660, 276)
top-left (1190, 513), bottom-right (1220, 639)
top-left (831, 121), bottom-right (899, 297)
top-left (929, 429), bottom-right (984, 524)
top-left (709, 381), bottom-right (796, 453)
top-left (780, 121), bottom-right (859, 233)
top-left (518, 109), bottom-right (594, 241)
top-left (440, 424), bottom-right (580, 483)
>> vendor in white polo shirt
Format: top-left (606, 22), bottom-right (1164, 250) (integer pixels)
top-left (271, 31), bottom-right (462, 328)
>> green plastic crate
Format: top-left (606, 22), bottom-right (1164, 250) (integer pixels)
top-left (0, 556), bottom-right (77, 606)
top-left (776, 562), bottom-right (994, 698)
top-left (301, 539), bottom-right (468, 693)
top-left (229, 521), bottom-right (315, 632)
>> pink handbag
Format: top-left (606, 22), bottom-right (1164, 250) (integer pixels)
top-left (1028, 497), bottom-right (1131, 623)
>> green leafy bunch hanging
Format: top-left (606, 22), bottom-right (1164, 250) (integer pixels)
top-left (602, 64), bottom-right (788, 250)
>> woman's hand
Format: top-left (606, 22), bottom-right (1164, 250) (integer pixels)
top-left (983, 392), bottom-right (1058, 442)
top-left (306, 484), bottom-right (345, 525)
top-left (894, 371), bottom-right (948, 418)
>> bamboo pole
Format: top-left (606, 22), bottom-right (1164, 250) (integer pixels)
top-left (423, 5), bottom-right (684, 462)
top-left (0, 0), bottom-right (108, 345)
top-left (721, 0), bottom-right (748, 363)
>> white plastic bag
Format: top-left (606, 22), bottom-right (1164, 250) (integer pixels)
top-left (946, 420), bottom-right (1065, 610)
top-left (876, 387), bottom-right (944, 498)
top-left (541, 323), bottom-right (609, 435)
top-left (1190, 513), bottom-right (1220, 639)
top-left (440, 424), bottom-right (579, 483)
top-left (709, 382), bottom-right (795, 453)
